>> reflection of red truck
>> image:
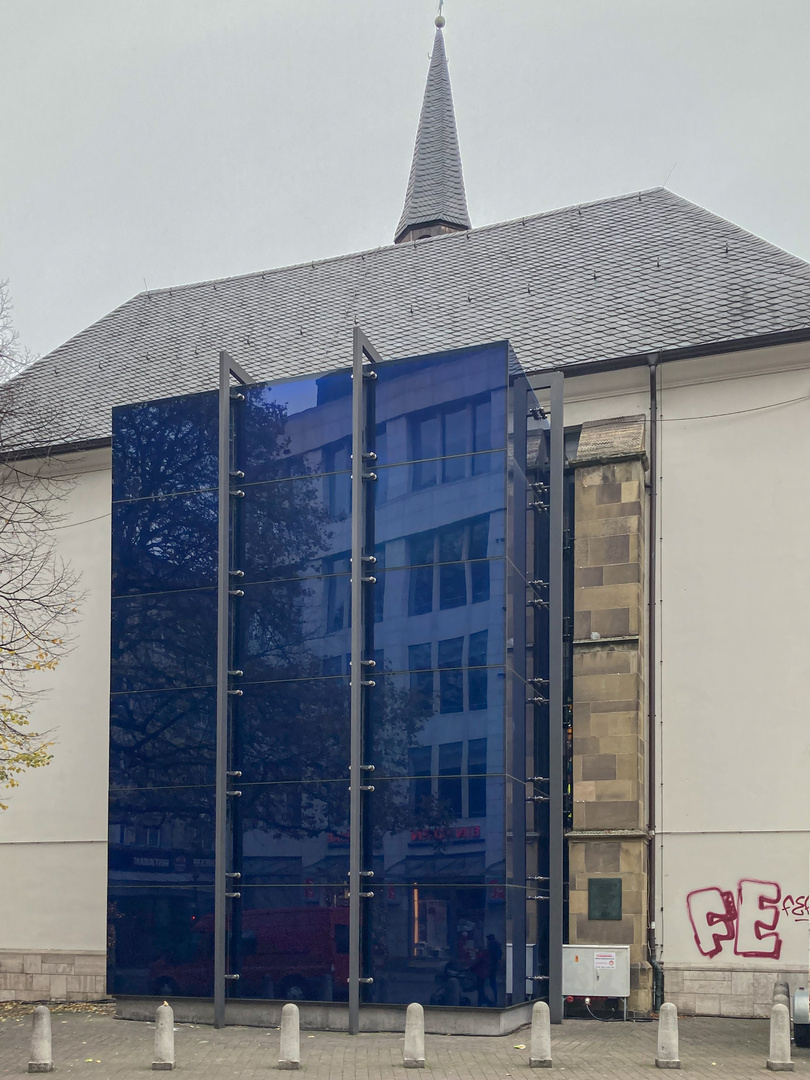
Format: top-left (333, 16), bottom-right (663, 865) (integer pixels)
top-left (150, 907), bottom-right (350, 1000)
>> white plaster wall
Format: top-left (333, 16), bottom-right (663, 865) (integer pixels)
top-left (660, 831), bottom-right (810, 971)
top-left (655, 346), bottom-right (810, 971)
top-left (0, 452), bottom-right (111, 952)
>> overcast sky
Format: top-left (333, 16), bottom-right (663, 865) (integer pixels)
top-left (2, 0), bottom-right (810, 359)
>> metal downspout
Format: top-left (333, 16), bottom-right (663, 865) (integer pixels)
top-left (647, 354), bottom-right (661, 1010)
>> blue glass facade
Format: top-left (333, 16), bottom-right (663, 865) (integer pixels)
top-left (109, 341), bottom-right (551, 1011)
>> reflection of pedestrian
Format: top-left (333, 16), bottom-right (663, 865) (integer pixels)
top-left (486, 934), bottom-right (502, 1005)
top-left (472, 948), bottom-right (491, 1006)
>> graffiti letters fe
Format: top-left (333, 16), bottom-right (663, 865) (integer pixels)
top-left (687, 880), bottom-right (810, 960)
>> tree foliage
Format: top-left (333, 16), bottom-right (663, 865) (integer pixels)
top-left (0, 281), bottom-right (81, 807)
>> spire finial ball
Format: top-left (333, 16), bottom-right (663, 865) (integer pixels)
top-left (435, 14), bottom-right (446, 27)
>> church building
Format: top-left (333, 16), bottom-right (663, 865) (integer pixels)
top-left (2, 13), bottom-right (810, 1028)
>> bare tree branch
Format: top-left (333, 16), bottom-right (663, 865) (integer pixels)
top-left (0, 281), bottom-right (83, 807)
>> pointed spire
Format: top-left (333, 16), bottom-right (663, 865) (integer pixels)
top-left (394, 15), bottom-right (471, 244)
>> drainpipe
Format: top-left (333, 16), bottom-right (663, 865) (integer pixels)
top-left (646, 353), bottom-right (661, 1010)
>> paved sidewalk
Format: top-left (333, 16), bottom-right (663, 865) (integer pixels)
top-left (1, 1010), bottom-right (809, 1078)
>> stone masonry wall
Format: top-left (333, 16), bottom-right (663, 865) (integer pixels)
top-left (0, 951), bottom-right (106, 1002)
top-left (664, 966), bottom-right (807, 1019)
top-left (569, 422), bottom-right (651, 1013)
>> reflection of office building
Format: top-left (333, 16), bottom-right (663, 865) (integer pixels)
top-left (108, 341), bottom-right (554, 1019)
top-left (3, 12), bottom-right (810, 1027)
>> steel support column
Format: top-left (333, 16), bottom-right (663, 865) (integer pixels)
top-left (215, 350), bottom-right (253, 1030)
top-left (546, 372), bottom-right (565, 1023)
top-left (348, 328), bottom-right (382, 1035)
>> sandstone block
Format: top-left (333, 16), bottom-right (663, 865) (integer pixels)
top-left (603, 561), bottom-right (641, 585)
top-left (584, 841), bottom-right (621, 872)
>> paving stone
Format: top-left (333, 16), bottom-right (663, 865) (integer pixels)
top-left (0, 1012), bottom-right (808, 1079)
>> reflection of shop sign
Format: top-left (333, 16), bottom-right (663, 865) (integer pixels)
top-left (132, 855), bottom-right (170, 869)
top-left (304, 879), bottom-right (315, 901)
top-left (409, 825), bottom-right (482, 845)
top-left (328, 831), bottom-right (350, 847)
top-left (488, 880), bottom-right (505, 903)
top-left (108, 849), bottom-right (215, 873)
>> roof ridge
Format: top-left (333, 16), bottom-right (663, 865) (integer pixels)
top-left (130, 187), bottom-right (674, 302)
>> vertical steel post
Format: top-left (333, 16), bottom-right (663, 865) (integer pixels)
top-left (547, 372), bottom-right (564, 1023)
top-left (214, 350), bottom-right (252, 1030)
top-left (511, 375), bottom-right (529, 1003)
top-left (348, 328), bottom-right (382, 1036)
top-left (348, 330), bottom-right (366, 1037)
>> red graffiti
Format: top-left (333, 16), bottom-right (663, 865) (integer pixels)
top-left (734, 879), bottom-right (782, 959)
top-left (687, 879), bottom-right (784, 960)
top-left (781, 894), bottom-right (809, 921)
top-left (687, 887), bottom-right (737, 958)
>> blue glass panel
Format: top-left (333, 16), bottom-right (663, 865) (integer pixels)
top-left (366, 775), bottom-right (505, 885)
top-left (109, 688), bottom-right (216, 790)
top-left (112, 391), bottom-right (218, 501)
top-left (235, 678), bottom-right (350, 782)
top-left (108, 788), bottom-right (215, 923)
top-left (240, 475), bottom-right (351, 584)
top-left (111, 491), bottom-right (218, 596)
top-left (238, 781), bottom-right (350, 886)
top-left (236, 567), bottom-right (505, 683)
top-left (375, 343), bottom-right (508, 467)
top-left (368, 885), bottom-right (507, 1007)
top-left (107, 887), bottom-right (215, 997)
top-left (111, 590), bottom-right (217, 693)
top-left (366, 669), bottom-right (505, 778)
top-left (505, 884), bottom-right (532, 1003)
top-left (374, 453), bottom-right (506, 553)
top-left (226, 888), bottom-right (351, 1001)
top-left (238, 576), bottom-right (350, 683)
top-left (371, 565), bottom-right (505, 668)
top-left (239, 374), bottom-right (352, 485)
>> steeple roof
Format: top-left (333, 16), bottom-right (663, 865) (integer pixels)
top-left (394, 18), bottom-right (471, 244)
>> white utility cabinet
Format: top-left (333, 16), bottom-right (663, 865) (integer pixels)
top-left (562, 944), bottom-right (630, 998)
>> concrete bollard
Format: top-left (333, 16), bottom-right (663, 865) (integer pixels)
top-left (774, 980), bottom-right (791, 1001)
top-left (152, 1002), bottom-right (175, 1071)
top-left (28, 1005), bottom-right (54, 1073)
top-left (774, 993), bottom-right (791, 1013)
top-left (403, 1002), bottom-right (426, 1069)
top-left (529, 1000), bottom-right (552, 1068)
top-left (655, 1002), bottom-right (681, 1070)
top-left (767, 1003), bottom-right (794, 1072)
top-left (278, 1002), bottom-right (300, 1071)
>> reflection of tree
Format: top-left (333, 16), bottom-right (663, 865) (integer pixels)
top-left (111, 590), bottom-right (217, 694)
top-left (236, 675), bottom-right (440, 856)
top-left (113, 492), bottom-right (218, 595)
top-left (109, 389), bottom-right (437, 878)
top-left (112, 393), bottom-right (219, 500)
top-left (109, 689), bottom-right (216, 791)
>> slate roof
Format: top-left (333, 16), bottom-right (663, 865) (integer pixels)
top-left (394, 25), bottom-right (471, 242)
top-left (13, 187), bottom-right (810, 450)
